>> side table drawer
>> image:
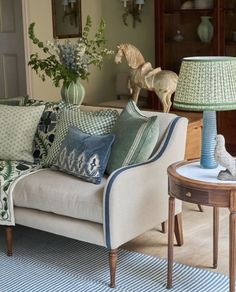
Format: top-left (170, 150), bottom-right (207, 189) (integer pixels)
top-left (169, 181), bottom-right (210, 205)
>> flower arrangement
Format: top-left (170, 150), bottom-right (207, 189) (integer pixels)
top-left (28, 16), bottom-right (113, 87)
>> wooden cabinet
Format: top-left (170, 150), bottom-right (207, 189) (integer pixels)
top-left (155, 0), bottom-right (219, 72)
top-left (217, 1), bottom-right (236, 155)
top-left (218, 111), bottom-right (236, 155)
top-left (173, 111), bottom-right (202, 160)
top-left (154, 0), bottom-right (236, 155)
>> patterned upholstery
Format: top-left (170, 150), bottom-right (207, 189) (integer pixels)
top-left (45, 107), bottom-right (119, 166)
top-left (53, 127), bottom-right (115, 184)
top-left (0, 105), bottom-right (45, 162)
top-left (26, 99), bottom-right (66, 163)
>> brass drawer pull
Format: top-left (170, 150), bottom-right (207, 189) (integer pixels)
top-left (185, 192), bottom-right (192, 198)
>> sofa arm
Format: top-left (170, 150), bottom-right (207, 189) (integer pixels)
top-left (103, 117), bottom-right (188, 249)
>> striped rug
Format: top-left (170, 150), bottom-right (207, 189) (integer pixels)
top-left (0, 226), bottom-right (229, 292)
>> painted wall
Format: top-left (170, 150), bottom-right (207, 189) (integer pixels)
top-left (27, 0), bottom-right (57, 101)
top-left (100, 0), bottom-right (155, 102)
top-left (27, 0), bottom-right (103, 102)
top-left (26, 0), bottom-right (154, 103)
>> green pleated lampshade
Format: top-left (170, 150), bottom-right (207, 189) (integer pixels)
top-left (174, 56), bottom-right (236, 111)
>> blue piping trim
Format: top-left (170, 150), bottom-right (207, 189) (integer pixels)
top-left (104, 117), bottom-right (181, 248)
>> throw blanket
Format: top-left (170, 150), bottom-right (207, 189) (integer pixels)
top-left (0, 160), bottom-right (42, 225)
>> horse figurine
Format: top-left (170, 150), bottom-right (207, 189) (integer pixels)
top-left (115, 43), bottom-right (178, 113)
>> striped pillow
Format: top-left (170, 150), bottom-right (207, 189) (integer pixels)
top-left (106, 101), bottom-right (159, 174)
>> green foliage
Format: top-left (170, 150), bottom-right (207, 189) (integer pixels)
top-left (28, 16), bottom-right (113, 87)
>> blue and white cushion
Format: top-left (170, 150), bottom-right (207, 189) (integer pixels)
top-left (53, 127), bottom-right (115, 184)
top-left (45, 107), bottom-right (119, 166)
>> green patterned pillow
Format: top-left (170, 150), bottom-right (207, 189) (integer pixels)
top-left (0, 105), bottom-right (45, 163)
top-left (45, 107), bottom-right (119, 166)
top-left (106, 101), bottom-right (159, 174)
top-left (26, 99), bottom-right (67, 163)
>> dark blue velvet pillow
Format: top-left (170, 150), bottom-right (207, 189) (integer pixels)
top-left (53, 126), bottom-right (115, 184)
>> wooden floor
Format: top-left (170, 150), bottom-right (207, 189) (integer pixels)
top-left (123, 202), bottom-right (229, 276)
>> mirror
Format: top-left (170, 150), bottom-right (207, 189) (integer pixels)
top-left (51, 0), bottom-right (82, 39)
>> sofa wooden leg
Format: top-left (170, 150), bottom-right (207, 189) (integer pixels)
top-left (161, 221), bottom-right (167, 233)
top-left (5, 226), bottom-right (13, 256)
top-left (109, 249), bottom-right (118, 288)
top-left (174, 213), bottom-right (184, 246)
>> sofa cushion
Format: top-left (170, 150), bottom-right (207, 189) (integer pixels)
top-left (106, 100), bottom-right (159, 174)
top-left (26, 99), bottom-right (67, 163)
top-left (45, 107), bottom-right (119, 166)
top-left (13, 169), bottom-right (106, 224)
top-left (0, 105), bottom-right (45, 162)
top-left (53, 127), bottom-right (115, 184)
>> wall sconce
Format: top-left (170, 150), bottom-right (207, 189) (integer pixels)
top-left (121, 0), bottom-right (145, 28)
top-left (62, 0), bottom-right (78, 27)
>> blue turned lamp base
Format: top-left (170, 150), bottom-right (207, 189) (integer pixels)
top-left (200, 111), bottom-right (218, 169)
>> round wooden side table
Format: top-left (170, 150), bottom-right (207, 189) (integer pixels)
top-left (167, 160), bottom-right (236, 292)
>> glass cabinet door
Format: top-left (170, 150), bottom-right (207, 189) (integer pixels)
top-left (155, 0), bottom-right (236, 154)
top-left (223, 0), bottom-right (236, 56)
top-left (218, 1), bottom-right (236, 156)
top-left (162, 0), bottom-right (216, 72)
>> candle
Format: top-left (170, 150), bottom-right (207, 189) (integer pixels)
top-left (135, 0), bottom-right (144, 10)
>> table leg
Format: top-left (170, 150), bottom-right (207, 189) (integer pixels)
top-left (6, 226), bottom-right (13, 256)
top-left (167, 196), bottom-right (175, 289)
top-left (230, 212), bottom-right (236, 292)
top-left (197, 204), bottom-right (204, 212)
top-left (161, 221), bottom-right (167, 234)
top-left (213, 207), bottom-right (219, 269)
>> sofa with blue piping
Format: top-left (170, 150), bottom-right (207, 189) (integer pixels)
top-left (6, 104), bottom-right (188, 288)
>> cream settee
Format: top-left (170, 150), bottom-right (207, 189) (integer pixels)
top-left (5, 105), bottom-right (188, 288)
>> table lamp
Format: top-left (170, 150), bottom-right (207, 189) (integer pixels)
top-left (173, 56), bottom-right (236, 169)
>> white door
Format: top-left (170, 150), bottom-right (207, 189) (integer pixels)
top-left (0, 0), bottom-right (27, 98)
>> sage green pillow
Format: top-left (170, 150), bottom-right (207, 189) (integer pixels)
top-left (0, 105), bottom-right (45, 163)
top-left (106, 101), bottom-right (159, 174)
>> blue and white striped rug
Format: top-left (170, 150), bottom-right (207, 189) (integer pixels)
top-left (0, 226), bottom-right (229, 292)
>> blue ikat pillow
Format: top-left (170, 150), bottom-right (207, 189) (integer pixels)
top-left (53, 126), bottom-right (115, 184)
